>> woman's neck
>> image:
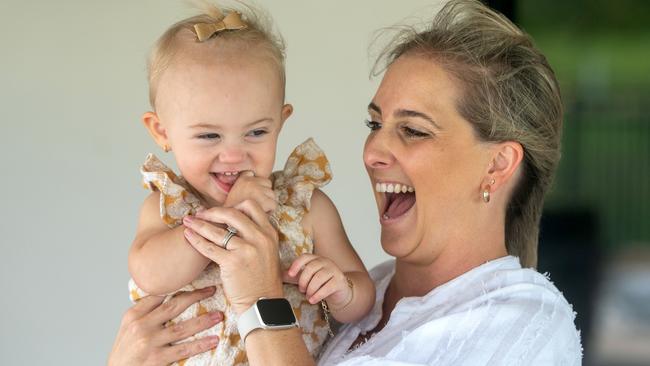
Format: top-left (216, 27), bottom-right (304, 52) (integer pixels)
top-left (389, 238), bottom-right (508, 308)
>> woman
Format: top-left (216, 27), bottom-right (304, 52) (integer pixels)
top-left (109, 0), bottom-right (582, 364)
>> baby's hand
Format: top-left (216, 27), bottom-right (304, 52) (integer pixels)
top-left (284, 254), bottom-right (352, 309)
top-left (223, 171), bottom-right (277, 214)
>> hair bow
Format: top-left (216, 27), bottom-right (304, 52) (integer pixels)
top-left (193, 11), bottom-right (247, 42)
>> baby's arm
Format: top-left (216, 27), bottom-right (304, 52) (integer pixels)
top-left (287, 189), bottom-right (375, 323)
top-left (128, 192), bottom-right (211, 295)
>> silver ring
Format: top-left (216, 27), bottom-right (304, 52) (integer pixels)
top-left (221, 226), bottom-right (238, 249)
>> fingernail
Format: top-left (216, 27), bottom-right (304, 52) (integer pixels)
top-left (201, 286), bottom-right (215, 293)
top-left (184, 229), bottom-right (194, 238)
top-left (207, 335), bottom-right (219, 346)
top-left (183, 216), bottom-right (194, 225)
top-left (210, 312), bottom-right (223, 322)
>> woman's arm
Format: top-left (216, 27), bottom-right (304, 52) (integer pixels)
top-left (182, 200), bottom-right (317, 365)
top-left (128, 192), bottom-right (211, 295)
top-left (295, 189), bottom-right (376, 323)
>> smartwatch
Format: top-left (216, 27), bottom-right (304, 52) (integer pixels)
top-left (237, 298), bottom-right (299, 342)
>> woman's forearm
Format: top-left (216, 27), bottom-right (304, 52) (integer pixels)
top-left (330, 270), bottom-right (376, 323)
top-left (245, 327), bottom-right (316, 366)
top-left (129, 225), bottom-right (211, 295)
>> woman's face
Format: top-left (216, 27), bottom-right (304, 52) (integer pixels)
top-left (363, 55), bottom-right (491, 264)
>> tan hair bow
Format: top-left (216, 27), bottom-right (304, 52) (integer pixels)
top-left (194, 11), bottom-right (248, 42)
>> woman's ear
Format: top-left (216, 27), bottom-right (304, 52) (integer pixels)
top-left (485, 141), bottom-right (524, 194)
top-left (142, 112), bottom-right (170, 151)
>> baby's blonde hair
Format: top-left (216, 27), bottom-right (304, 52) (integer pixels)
top-left (147, 1), bottom-right (286, 109)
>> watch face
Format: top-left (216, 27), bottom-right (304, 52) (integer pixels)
top-left (256, 298), bottom-right (297, 326)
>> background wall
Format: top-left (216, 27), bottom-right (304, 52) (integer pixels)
top-left (0, 0), bottom-right (438, 364)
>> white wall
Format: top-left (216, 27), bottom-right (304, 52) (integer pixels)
top-left (0, 1), bottom-right (439, 364)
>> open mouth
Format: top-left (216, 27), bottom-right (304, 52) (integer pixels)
top-left (211, 171), bottom-right (241, 193)
top-left (376, 182), bottom-right (416, 220)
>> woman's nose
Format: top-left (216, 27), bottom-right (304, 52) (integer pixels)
top-left (363, 133), bottom-right (394, 169)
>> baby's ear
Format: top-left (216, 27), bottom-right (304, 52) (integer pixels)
top-left (280, 103), bottom-right (293, 124)
top-left (142, 112), bottom-right (169, 149)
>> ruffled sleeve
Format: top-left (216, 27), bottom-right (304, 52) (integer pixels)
top-left (141, 154), bottom-right (203, 228)
top-left (271, 138), bottom-right (332, 213)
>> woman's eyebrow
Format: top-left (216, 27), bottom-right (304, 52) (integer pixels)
top-left (368, 102), bottom-right (442, 130)
top-left (395, 109), bottom-right (442, 130)
top-left (368, 102), bottom-right (381, 114)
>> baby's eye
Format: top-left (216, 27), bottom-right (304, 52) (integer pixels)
top-left (198, 133), bottom-right (220, 140)
top-left (247, 129), bottom-right (268, 138)
top-left (401, 126), bottom-right (430, 138)
top-left (365, 119), bottom-right (381, 131)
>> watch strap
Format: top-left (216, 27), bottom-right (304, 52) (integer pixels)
top-left (237, 302), bottom-right (262, 342)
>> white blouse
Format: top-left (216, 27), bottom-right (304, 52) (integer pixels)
top-left (318, 256), bottom-right (582, 365)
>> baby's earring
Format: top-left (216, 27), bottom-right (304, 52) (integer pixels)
top-left (162, 144), bottom-right (171, 153)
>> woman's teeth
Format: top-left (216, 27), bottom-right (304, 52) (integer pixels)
top-left (375, 182), bottom-right (415, 193)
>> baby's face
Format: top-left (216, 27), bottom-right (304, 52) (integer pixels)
top-left (154, 50), bottom-right (289, 207)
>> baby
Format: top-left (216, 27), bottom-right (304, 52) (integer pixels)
top-left (127, 3), bottom-right (375, 365)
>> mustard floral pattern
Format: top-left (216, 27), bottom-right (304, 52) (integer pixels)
top-left (128, 138), bottom-right (332, 365)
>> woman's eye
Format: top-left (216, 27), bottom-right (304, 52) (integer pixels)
top-left (365, 119), bottom-right (381, 131)
top-left (198, 133), bottom-right (220, 140)
top-left (247, 129), bottom-right (268, 137)
top-left (402, 126), bottom-right (430, 138)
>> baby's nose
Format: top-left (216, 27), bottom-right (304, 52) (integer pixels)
top-left (218, 143), bottom-right (246, 164)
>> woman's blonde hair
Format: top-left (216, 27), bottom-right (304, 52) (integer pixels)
top-left (147, 1), bottom-right (286, 109)
top-left (374, 0), bottom-right (563, 268)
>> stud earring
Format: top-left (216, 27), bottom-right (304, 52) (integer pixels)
top-left (163, 144), bottom-right (170, 152)
top-left (483, 178), bottom-right (495, 203)
top-left (483, 189), bottom-right (490, 203)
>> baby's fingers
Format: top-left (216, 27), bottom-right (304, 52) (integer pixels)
top-left (287, 254), bottom-right (318, 277)
top-left (282, 271), bottom-right (299, 285)
top-left (306, 270), bottom-right (334, 300)
top-left (309, 278), bottom-right (338, 305)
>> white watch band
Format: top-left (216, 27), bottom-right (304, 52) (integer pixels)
top-left (237, 303), bottom-right (262, 342)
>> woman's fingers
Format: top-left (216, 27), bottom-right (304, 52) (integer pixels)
top-left (184, 228), bottom-right (232, 263)
top-left (193, 206), bottom-right (260, 242)
top-left (183, 218), bottom-right (229, 249)
top-left (121, 295), bottom-right (165, 326)
top-left (148, 286), bottom-right (216, 325)
top-left (158, 335), bottom-right (220, 365)
top-left (155, 311), bottom-right (223, 345)
top-left (234, 200), bottom-right (276, 237)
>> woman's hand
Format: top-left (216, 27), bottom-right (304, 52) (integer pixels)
top-left (284, 254), bottom-right (353, 309)
top-left (182, 200), bottom-right (284, 314)
top-left (108, 287), bottom-right (222, 366)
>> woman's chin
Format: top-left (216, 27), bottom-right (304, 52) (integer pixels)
top-left (379, 204), bottom-right (417, 256)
